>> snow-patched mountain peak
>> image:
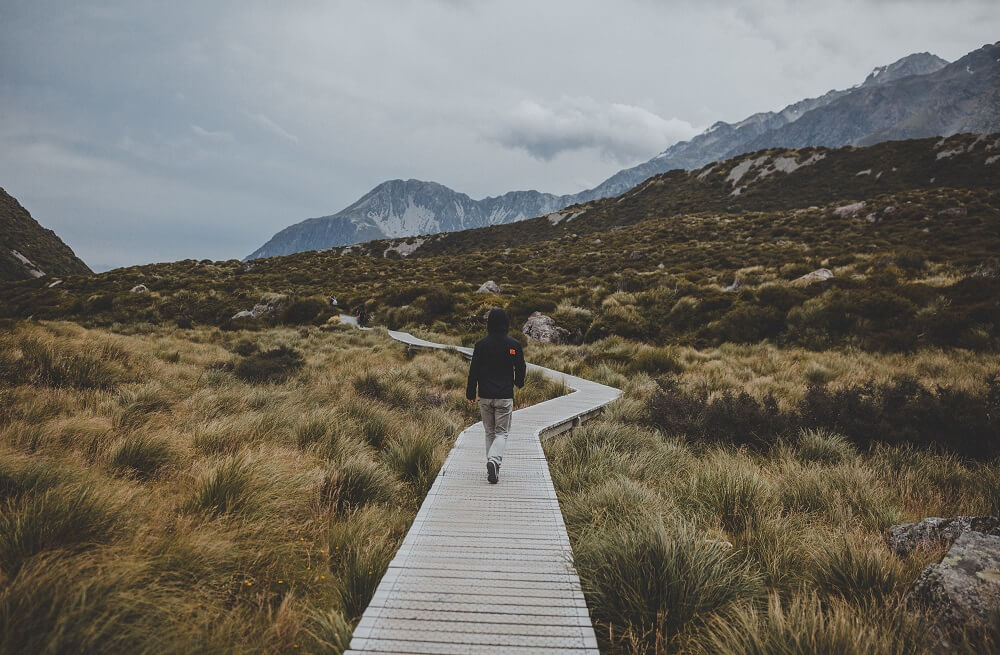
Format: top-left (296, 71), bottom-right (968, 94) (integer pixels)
top-left (862, 52), bottom-right (948, 87)
top-left (247, 178), bottom-right (573, 259)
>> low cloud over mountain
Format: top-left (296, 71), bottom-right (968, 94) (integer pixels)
top-left (492, 97), bottom-right (701, 163)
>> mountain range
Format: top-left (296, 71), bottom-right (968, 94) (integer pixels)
top-left (324, 132), bottom-right (1000, 260)
top-left (247, 42), bottom-right (1000, 260)
top-left (0, 187), bottom-right (91, 282)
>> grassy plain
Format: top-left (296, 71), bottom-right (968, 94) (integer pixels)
top-left (540, 342), bottom-right (999, 654)
top-left (0, 320), bottom-right (567, 654)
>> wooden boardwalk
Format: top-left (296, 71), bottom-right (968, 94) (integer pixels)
top-left (340, 319), bottom-right (620, 654)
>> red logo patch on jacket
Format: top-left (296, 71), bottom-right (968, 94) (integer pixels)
top-left (509, 348), bottom-right (517, 355)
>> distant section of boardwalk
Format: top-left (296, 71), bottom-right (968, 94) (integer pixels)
top-left (340, 318), bottom-right (620, 654)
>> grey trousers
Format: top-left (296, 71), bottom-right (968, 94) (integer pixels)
top-left (479, 398), bottom-right (513, 466)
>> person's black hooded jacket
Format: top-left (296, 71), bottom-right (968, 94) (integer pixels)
top-left (466, 308), bottom-right (526, 400)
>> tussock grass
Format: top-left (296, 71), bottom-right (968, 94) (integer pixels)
top-left (302, 607), bottom-right (353, 653)
top-left (793, 428), bottom-right (857, 464)
top-left (233, 345), bottom-right (304, 384)
top-left (327, 505), bottom-right (409, 620)
top-left (0, 452), bottom-right (62, 500)
top-left (690, 594), bottom-right (937, 655)
top-left (0, 483), bottom-right (124, 577)
top-left (574, 520), bottom-right (763, 651)
top-left (352, 369), bottom-right (414, 408)
top-left (809, 537), bottom-right (906, 605)
top-left (185, 454), bottom-right (268, 518)
top-left (384, 428), bottom-right (445, 495)
top-left (341, 399), bottom-right (399, 450)
top-left (321, 457), bottom-right (398, 513)
top-left (107, 433), bottom-right (175, 478)
top-left (692, 465), bottom-right (771, 536)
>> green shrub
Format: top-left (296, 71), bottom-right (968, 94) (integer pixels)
top-left (646, 375), bottom-right (1000, 459)
top-left (281, 295), bottom-right (330, 325)
top-left (418, 288), bottom-right (455, 319)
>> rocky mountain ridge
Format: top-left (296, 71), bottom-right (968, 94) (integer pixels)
top-left (247, 43), bottom-right (997, 260)
top-left (333, 132), bottom-right (1000, 259)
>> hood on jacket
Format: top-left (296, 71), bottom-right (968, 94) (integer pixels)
top-left (486, 308), bottom-right (509, 334)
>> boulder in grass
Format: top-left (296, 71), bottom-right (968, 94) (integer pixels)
top-left (888, 516), bottom-right (1000, 557)
top-left (522, 312), bottom-right (571, 344)
top-left (477, 280), bottom-right (501, 294)
top-left (130, 284), bottom-right (149, 293)
top-left (833, 201), bottom-right (866, 218)
top-left (793, 268), bottom-right (834, 285)
top-left (910, 531), bottom-right (1000, 635)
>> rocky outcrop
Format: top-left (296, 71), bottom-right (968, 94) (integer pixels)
top-left (833, 201), bottom-right (866, 218)
top-left (231, 294), bottom-right (289, 321)
top-left (477, 280), bottom-right (501, 294)
top-left (889, 516), bottom-right (1000, 557)
top-left (130, 284), bottom-right (149, 294)
top-left (910, 531), bottom-right (1000, 634)
top-left (793, 268), bottom-right (834, 285)
top-left (522, 312), bottom-right (571, 344)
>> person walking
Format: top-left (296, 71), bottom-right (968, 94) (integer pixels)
top-left (466, 308), bottom-right (526, 484)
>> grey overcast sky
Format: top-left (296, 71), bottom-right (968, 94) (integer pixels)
top-left (1, 1), bottom-right (997, 270)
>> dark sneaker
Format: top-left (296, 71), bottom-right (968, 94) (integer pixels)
top-left (487, 461), bottom-right (498, 484)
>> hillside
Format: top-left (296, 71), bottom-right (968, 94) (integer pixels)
top-left (4, 134), bottom-right (998, 356)
top-left (331, 133), bottom-right (1000, 258)
top-left (247, 44), bottom-right (1000, 259)
top-left (0, 188), bottom-right (92, 281)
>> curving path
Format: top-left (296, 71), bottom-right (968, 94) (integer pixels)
top-left (340, 317), bottom-right (620, 654)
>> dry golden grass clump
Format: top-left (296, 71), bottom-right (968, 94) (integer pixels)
top-left (0, 320), bottom-right (532, 654)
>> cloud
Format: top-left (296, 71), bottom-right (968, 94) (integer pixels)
top-left (190, 125), bottom-right (234, 142)
top-left (491, 97), bottom-right (702, 163)
top-left (246, 112), bottom-right (299, 144)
